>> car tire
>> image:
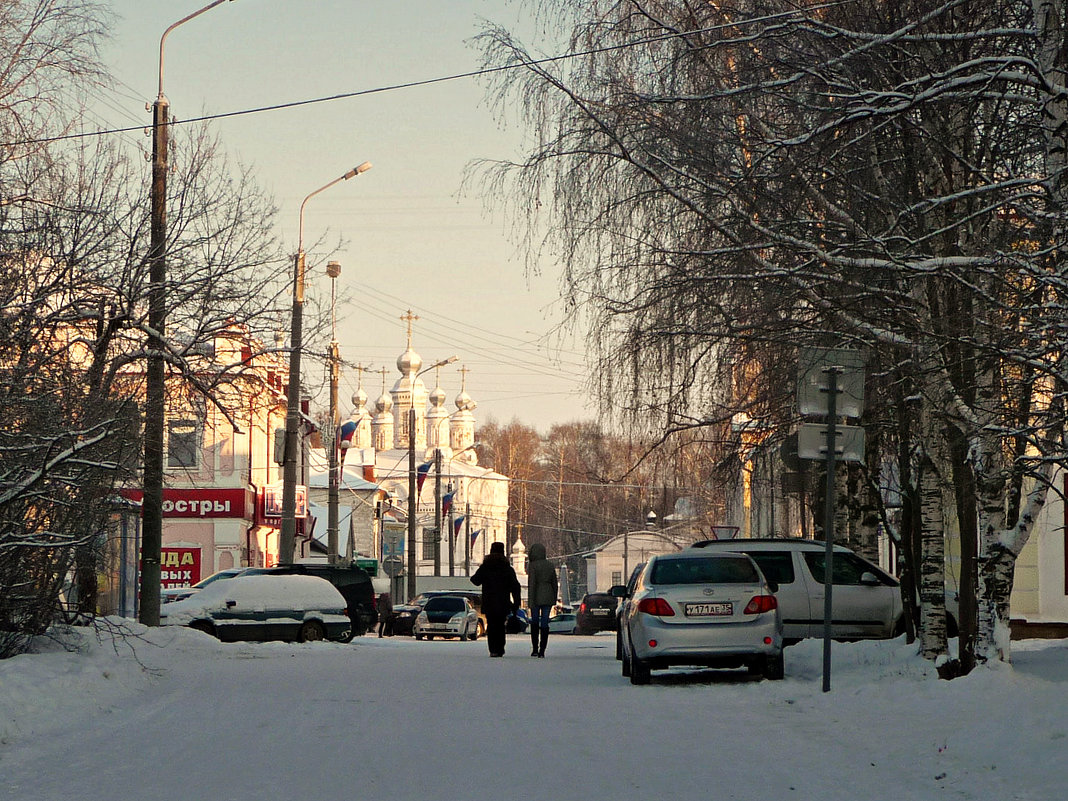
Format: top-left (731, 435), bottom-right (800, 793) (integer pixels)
top-left (298, 621), bottom-right (326, 643)
top-left (460, 627), bottom-right (469, 642)
top-left (336, 629), bottom-right (355, 644)
top-left (415, 634), bottom-right (423, 640)
top-left (477, 620), bottom-right (486, 638)
top-left (763, 653), bottom-right (785, 681)
top-left (621, 644), bottom-right (632, 678)
top-left (629, 650), bottom-right (651, 685)
top-left (469, 624), bottom-right (478, 641)
top-left (615, 629), bottom-right (623, 660)
top-left (427, 635), bottom-right (435, 641)
top-left (189, 620), bottom-right (216, 638)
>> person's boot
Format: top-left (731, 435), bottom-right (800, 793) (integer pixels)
top-left (530, 625), bottom-right (540, 657)
top-left (538, 626), bottom-right (549, 657)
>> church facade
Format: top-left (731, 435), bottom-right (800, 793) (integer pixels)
top-left (337, 319), bottom-right (510, 578)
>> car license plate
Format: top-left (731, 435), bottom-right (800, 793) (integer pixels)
top-left (592, 609), bottom-right (610, 616)
top-left (685, 602), bottom-right (732, 617)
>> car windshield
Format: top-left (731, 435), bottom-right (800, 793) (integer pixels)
top-left (650, 555), bottom-right (759, 585)
top-left (425, 597), bottom-right (466, 612)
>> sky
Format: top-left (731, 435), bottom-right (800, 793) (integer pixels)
top-left (4, 622), bottom-right (1067, 800)
top-left (95, 1), bottom-right (593, 433)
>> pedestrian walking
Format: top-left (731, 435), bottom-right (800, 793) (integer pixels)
top-left (377, 592), bottom-right (393, 638)
top-left (471, 541), bottom-right (521, 657)
top-left (526, 542), bottom-right (558, 657)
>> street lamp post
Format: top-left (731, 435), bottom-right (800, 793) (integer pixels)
top-left (278, 163), bottom-right (372, 566)
top-left (326, 260), bottom-right (341, 565)
top-left (405, 356), bottom-right (457, 599)
top-left (141, 0), bottom-right (236, 628)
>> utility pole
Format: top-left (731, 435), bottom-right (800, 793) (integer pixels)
top-left (464, 501), bottom-right (472, 576)
top-left (406, 406), bottom-right (417, 600)
top-left (326, 260), bottom-right (341, 564)
top-left (433, 447), bottom-right (442, 576)
top-left (447, 481), bottom-right (455, 577)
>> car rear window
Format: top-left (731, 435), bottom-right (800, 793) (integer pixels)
top-left (425, 597), bottom-right (466, 612)
top-left (650, 556), bottom-right (759, 585)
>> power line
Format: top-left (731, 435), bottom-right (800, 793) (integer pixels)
top-left (2, 3), bottom-right (849, 149)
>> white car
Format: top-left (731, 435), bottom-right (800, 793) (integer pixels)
top-left (160, 574), bottom-right (351, 643)
top-left (161, 567), bottom-right (249, 604)
top-left (413, 595), bottom-right (480, 641)
top-left (687, 539), bottom-right (905, 643)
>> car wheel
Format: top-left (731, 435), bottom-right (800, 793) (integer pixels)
top-left (460, 626), bottom-right (469, 641)
top-left (415, 634), bottom-right (423, 640)
top-left (477, 620), bottom-right (486, 638)
top-left (615, 629), bottom-right (623, 660)
top-left (763, 653), bottom-right (785, 681)
top-left (621, 644), bottom-right (632, 678)
top-left (298, 621), bottom-right (326, 643)
top-left (189, 620), bottom-right (216, 638)
top-left (629, 650), bottom-right (651, 685)
top-left (427, 635), bottom-right (435, 640)
top-left (336, 629), bottom-right (355, 644)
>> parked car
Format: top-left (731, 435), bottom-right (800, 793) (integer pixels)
top-left (409, 590), bottom-right (487, 638)
top-left (614, 551), bottom-right (783, 685)
top-left (162, 567), bottom-right (249, 605)
top-left (413, 595), bottom-right (480, 641)
top-left (688, 538), bottom-right (906, 643)
top-left (159, 574), bottom-right (351, 643)
top-left (389, 603), bottom-right (422, 636)
top-left (507, 607), bottom-right (530, 634)
top-left (246, 563), bottom-right (377, 640)
top-left (615, 562), bottom-right (646, 660)
top-left (575, 592), bottom-right (619, 634)
top-left (547, 612), bottom-right (578, 634)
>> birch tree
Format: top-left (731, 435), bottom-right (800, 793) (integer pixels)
top-left (476, 0), bottom-right (1068, 664)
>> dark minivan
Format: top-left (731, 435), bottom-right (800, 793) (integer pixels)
top-left (247, 563), bottom-right (378, 640)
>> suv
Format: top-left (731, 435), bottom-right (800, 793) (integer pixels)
top-left (575, 592), bottom-right (619, 634)
top-left (688, 539), bottom-right (904, 643)
top-left (409, 590), bottom-right (486, 638)
top-left (248, 563), bottom-right (377, 640)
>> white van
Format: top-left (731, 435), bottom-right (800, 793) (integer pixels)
top-left (687, 539), bottom-right (905, 643)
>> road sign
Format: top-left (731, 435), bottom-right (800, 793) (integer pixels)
top-left (797, 347), bottom-right (866, 418)
top-left (382, 556), bottom-right (404, 578)
top-left (797, 422), bottom-right (865, 463)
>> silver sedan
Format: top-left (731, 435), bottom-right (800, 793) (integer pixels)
top-left (616, 551), bottom-right (783, 684)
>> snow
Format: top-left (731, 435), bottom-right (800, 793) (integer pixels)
top-left (2, 624), bottom-right (1066, 801)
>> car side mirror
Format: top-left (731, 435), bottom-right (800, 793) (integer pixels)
top-left (225, 600), bottom-right (237, 608)
top-left (609, 584), bottom-right (628, 598)
top-left (767, 581), bottom-right (779, 594)
top-left (859, 571), bottom-right (880, 586)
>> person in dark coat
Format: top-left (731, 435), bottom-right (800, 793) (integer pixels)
top-left (526, 542), bottom-right (559, 657)
top-left (471, 541), bottom-right (522, 657)
top-left (377, 592), bottom-right (393, 637)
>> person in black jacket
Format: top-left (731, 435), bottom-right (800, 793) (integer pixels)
top-left (471, 541), bottom-right (522, 657)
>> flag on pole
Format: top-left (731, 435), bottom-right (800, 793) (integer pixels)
top-left (337, 420), bottom-right (357, 450)
top-left (471, 528), bottom-right (482, 547)
top-left (416, 461), bottom-right (432, 493)
top-left (452, 515), bottom-right (465, 540)
top-left (442, 492), bottom-right (455, 516)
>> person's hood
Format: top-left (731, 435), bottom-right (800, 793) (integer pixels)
top-left (529, 542), bottom-right (547, 562)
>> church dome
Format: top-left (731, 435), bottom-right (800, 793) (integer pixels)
top-left (429, 383), bottom-right (446, 408)
top-left (397, 346), bottom-right (422, 377)
top-left (351, 387), bottom-right (368, 410)
top-left (455, 388), bottom-right (476, 412)
top-left (375, 390), bottom-right (393, 413)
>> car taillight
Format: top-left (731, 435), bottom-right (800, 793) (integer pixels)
top-left (637, 597), bottom-right (675, 616)
top-left (744, 594), bottom-right (777, 614)
top-left (579, 603), bottom-right (587, 613)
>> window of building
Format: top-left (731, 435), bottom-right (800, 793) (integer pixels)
top-left (167, 419), bottom-right (200, 468)
top-left (422, 527), bottom-right (438, 561)
top-left (611, 570), bottom-right (623, 586)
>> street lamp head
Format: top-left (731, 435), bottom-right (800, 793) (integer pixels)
top-left (645, 510), bottom-right (657, 528)
top-left (326, 260), bottom-right (341, 279)
top-left (346, 162), bottom-right (373, 179)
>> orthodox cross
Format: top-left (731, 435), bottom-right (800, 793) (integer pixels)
top-left (400, 309), bottom-right (419, 347)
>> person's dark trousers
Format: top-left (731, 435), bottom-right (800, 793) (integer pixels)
top-left (486, 612), bottom-right (508, 656)
top-left (530, 625), bottom-right (540, 656)
top-left (538, 626), bottom-right (549, 657)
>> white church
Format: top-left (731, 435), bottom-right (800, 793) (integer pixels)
top-left (331, 315), bottom-right (511, 578)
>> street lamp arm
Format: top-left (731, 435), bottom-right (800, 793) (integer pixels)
top-left (416, 355), bottom-right (457, 378)
top-left (298, 163), bottom-right (372, 253)
top-left (158, 0), bottom-right (234, 98)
